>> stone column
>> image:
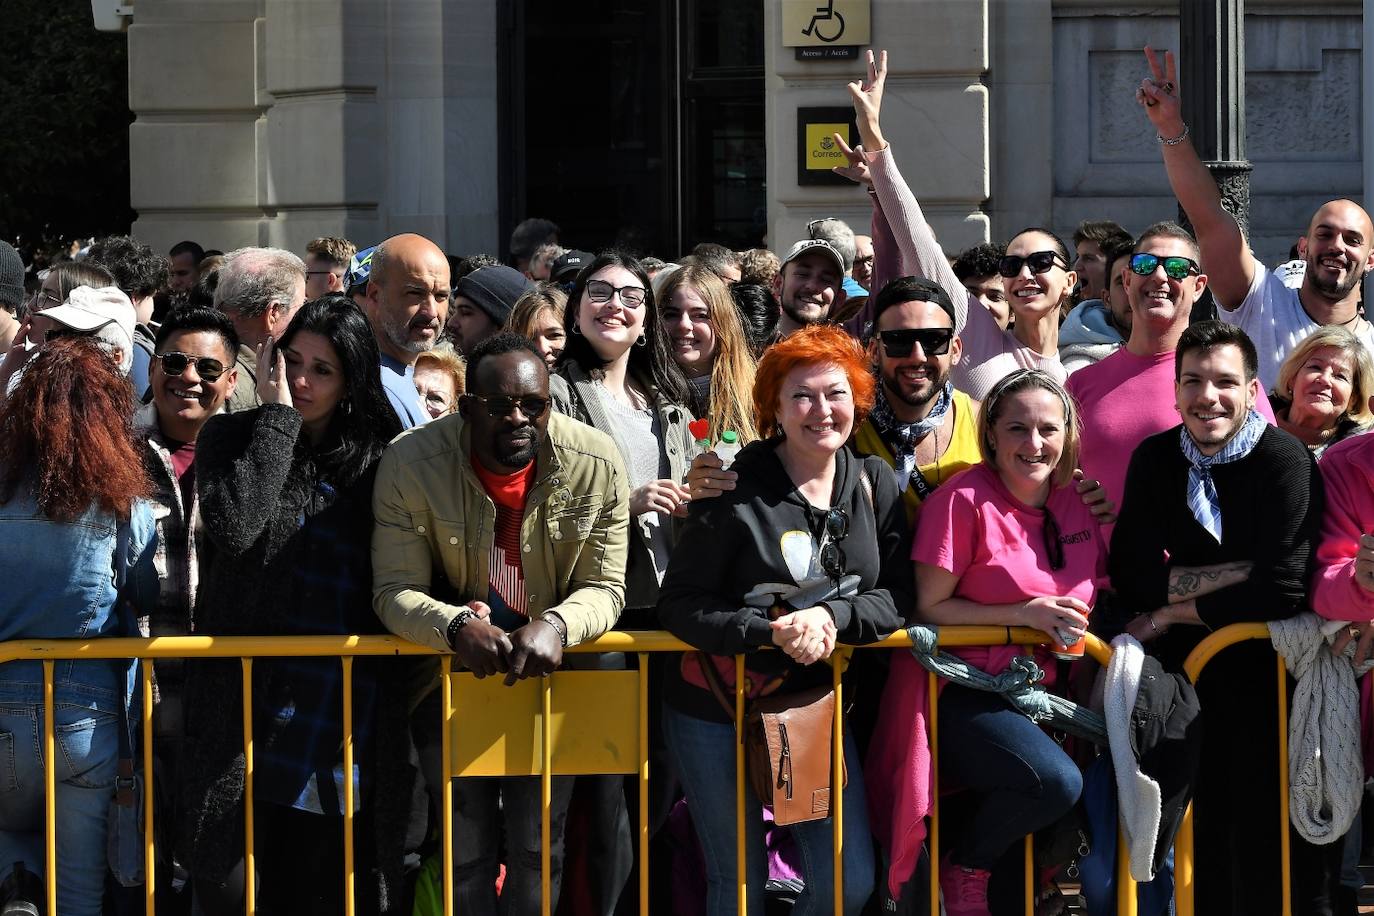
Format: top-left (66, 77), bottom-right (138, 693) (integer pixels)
top-left (1179, 0), bottom-right (1253, 234)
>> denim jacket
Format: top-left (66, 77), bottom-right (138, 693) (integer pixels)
top-left (0, 488), bottom-right (158, 710)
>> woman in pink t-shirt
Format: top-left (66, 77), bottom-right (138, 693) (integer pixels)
top-left (913, 369), bottom-right (1105, 915)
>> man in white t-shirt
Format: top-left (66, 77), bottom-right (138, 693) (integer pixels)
top-left (1137, 47), bottom-right (1374, 391)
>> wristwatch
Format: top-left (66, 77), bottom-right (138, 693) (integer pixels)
top-left (446, 607), bottom-right (478, 649)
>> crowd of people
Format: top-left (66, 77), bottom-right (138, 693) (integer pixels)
top-left (2, 45), bottom-right (1374, 916)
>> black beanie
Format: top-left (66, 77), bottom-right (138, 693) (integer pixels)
top-left (456, 265), bottom-right (533, 326)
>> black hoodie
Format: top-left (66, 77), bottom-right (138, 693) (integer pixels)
top-left (659, 438), bottom-right (912, 722)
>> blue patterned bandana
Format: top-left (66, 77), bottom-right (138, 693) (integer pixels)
top-left (869, 381), bottom-right (952, 490)
top-left (1179, 409), bottom-right (1266, 543)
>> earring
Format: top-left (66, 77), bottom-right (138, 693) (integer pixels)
top-left (572, 324), bottom-right (583, 336)
top-left (634, 334), bottom-right (648, 347)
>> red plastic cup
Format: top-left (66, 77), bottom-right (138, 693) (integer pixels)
top-left (1050, 626), bottom-right (1086, 661)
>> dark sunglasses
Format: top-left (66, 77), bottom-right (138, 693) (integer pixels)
top-left (45, 327), bottom-right (83, 343)
top-left (1129, 252), bottom-right (1200, 281)
top-left (878, 327), bottom-right (954, 358)
top-left (465, 394), bottom-right (550, 419)
top-left (819, 507), bottom-right (850, 579)
top-left (997, 250), bottom-right (1068, 279)
top-left (586, 280), bottom-right (646, 308)
top-left (1042, 506), bottom-right (1065, 572)
top-left (156, 351), bottom-right (228, 382)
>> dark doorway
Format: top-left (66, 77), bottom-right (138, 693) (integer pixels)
top-left (508, 0), bottom-right (763, 260)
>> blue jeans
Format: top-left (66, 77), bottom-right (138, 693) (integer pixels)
top-left (0, 702), bottom-right (118, 916)
top-left (937, 685), bottom-right (1082, 869)
top-left (663, 702), bottom-right (875, 916)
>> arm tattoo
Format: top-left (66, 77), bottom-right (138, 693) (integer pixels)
top-left (1169, 570), bottom-right (1210, 598)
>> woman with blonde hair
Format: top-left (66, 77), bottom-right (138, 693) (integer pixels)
top-left (505, 282), bottom-right (568, 369)
top-left (1268, 324), bottom-right (1374, 457)
top-left (413, 347), bottom-right (466, 419)
top-left (897, 368), bottom-right (1101, 913)
top-left (655, 264), bottom-right (759, 443)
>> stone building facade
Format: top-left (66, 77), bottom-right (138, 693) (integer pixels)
top-left (115, 0), bottom-right (1361, 268)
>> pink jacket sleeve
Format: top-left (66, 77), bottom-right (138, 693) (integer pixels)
top-left (864, 145), bottom-right (1007, 364)
top-left (842, 190), bottom-right (898, 339)
top-left (1311, 445), bottom-right (1374, 620)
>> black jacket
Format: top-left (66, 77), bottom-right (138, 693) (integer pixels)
top-left (1109, 423), bottom-right (1322, 667)
top-left (178, 405), bottom-right (418, 912)
top-left (659, 439), bottom-right (911, 721)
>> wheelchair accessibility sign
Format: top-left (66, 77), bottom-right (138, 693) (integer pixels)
top-left (782, 0), bottom-right (870, 56)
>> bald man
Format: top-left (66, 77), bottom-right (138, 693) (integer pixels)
top-left (365, 233), bottom-right (451, 428)
top-left (1137, 47), bottom-right (1374, 389)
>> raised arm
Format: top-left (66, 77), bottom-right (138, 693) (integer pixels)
top-left (1138, 46), bottom-right (1255, 308)
top-left (846, 50), bottom-right (973, 333)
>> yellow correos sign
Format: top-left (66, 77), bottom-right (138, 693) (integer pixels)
top-left (782, 0), bottom-right (871, 47)
top-left (804, 123), bottom-right (849, 171)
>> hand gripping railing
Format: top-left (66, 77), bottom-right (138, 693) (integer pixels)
top-left (0, 628), bottom-right (1137, 916)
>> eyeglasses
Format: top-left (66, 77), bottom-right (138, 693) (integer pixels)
top-left (305, 270), bottom-right (341, 279)
top-left (878, 327), bottom-right (954, 358)
top-left (819, 507), bottom-right (850, 579)
top-left (586, 280), bottom-right (646, 308)
top-left (156, 351), bottom-right (229, 382)
top-left (853, 255), bottom-right (875, 268)
top-left (1129, 252), bottom-right (1200, 281)
top-left (465, 394), bottom-right (550, 418)
top-left (31, 290), bottom-right (63, 311)
top-left (1042, 506), bottom-right (1065, 572)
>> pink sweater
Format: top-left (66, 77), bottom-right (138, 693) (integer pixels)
top-left (1310, 434), bottom-right (1374, 776)
top-left (865, 147), bottom-right (1065, 400)
top-left (1312, 435), bottom-right (1374, 621)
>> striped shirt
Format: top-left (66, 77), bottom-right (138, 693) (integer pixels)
top-left (472, 458), bottom-right (536, 631)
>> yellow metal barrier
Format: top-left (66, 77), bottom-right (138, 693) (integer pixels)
top-left (1178, 622), bottom-right (1292, 916)
top-left (0, 627), bottom-right (1131, 915)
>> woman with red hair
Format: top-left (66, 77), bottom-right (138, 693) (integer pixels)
top-left (659, 324), bottom-right (910, 915)
top-left (0, 338), bottom-right (156, 915)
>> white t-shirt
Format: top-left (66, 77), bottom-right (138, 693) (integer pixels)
top-left (1226, 259), bottom-right (1374, 392)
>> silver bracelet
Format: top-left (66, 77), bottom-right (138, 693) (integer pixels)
top-left (1158, 124), bottom-right (1190, 146)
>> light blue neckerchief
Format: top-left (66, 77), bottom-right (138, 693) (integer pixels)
top-left (1179, 409), bottom-right (1266, 543)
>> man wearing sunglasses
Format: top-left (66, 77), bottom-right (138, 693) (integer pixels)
top-left (1068, 223), bottom-right (1276, 529)
top-left (851, 277), bottom-right (980, 521)
top-left (373, 332), bottom-right (629, 915)
top-left (134, 307), bottom-right (240, 845)
top-left (1138, 45), bottom-right (1374, 391)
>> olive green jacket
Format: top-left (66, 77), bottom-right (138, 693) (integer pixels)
top-left (371, 411), bottom-right (630, 653)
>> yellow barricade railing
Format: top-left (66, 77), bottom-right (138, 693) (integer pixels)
top-left (1178, 622), bottom-right (1292, 916)
top-left (0, 628), bottom-right (1139, 916)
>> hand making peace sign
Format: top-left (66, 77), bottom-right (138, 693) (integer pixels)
top-left (1137, 45), bottom-right (1187, 141)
